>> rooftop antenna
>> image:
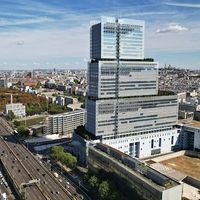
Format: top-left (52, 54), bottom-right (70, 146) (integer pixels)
top-left (113, 0), bottom-right (121, 19)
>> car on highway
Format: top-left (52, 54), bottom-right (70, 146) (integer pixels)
top-left (53, 172), bottom-right (59, 178)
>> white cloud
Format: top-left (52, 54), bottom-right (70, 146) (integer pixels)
top-left (145, 21), bottom-right (200, 53)
top-left (0, 17), bottom-right (54, 27)
top-left (0, 12), bottom-right (35, 18)
top-left (164, 2), bottom-right (200, 8)
top-left (122, 11), bottom-right (176, 17)
top-left (156, 23), bottom-right (188, 33)
top-left (0, 26), bottom-right (89, 60)
top-left (3, 0), bottom-right (65, 15)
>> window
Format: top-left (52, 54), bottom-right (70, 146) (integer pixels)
top-left (151, 139), bottom-right (154, 148)
top-left (159, 138), bottom-right (162, 147)
top-left (171, 136), bottom-right (174, 145)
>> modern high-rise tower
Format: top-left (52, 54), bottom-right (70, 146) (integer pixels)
top-left (86, 17), bottom-right (180, 158)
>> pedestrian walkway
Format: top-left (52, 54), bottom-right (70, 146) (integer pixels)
top-left (150, 162), bottom-right (186, 182)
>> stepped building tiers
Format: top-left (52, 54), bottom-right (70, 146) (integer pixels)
top-left (86, 17), bottom-right (180, 158)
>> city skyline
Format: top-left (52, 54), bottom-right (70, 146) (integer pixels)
top-left (0, 0), bottom-right (200, 69)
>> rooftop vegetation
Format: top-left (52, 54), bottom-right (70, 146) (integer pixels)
top-left (75, 125), bottom-right (97, 140)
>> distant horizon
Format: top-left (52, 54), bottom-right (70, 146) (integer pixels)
top-left (0, 0), bottom-right (200, 69)
top-left (0, 64), bottom-right (200, 72)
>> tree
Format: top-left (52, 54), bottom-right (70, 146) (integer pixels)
top-left (60, 152), bottom-right (77, 168)
top-left (85, 172), bottom-right (129, 200)
top-left (51, 146), bottom-right (64, 154)
top-left (7, 110), bottom-right (15, 121)
top-left (65, 153), bottom-right (77, 168)
top-left (17, 126), bottom-right (29, 137)
top-left (78, 96), bottom-right (85, 103)
top-left (50, 146), bottom-right (77, 168)
top-left (109, 191), bottom-right (119, 200)
top-left (98, 181), bottom-right (110, 199)
top-left (48, 103), bottom-right (69, 114)
top-left (88, 175), bottom-right (99, 189)
top-left (108, 190), bottom-right (126, 200)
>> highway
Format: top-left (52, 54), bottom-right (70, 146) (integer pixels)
top-left (0, 129), bottom-right (47, 200)
top-left (0, 117), bottom-right (74, 200)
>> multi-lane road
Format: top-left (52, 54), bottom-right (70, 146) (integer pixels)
top-left (0, 136), bottom-right (47, 200)
top-left (0, 116), bottom-right (75, 200)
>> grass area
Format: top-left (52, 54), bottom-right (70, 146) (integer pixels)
top-left (14, 115), bottom-right (47, 127)
top-left (161, 155), bottom-right (200, 180)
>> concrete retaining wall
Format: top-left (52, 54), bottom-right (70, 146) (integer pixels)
top-left (151, 151), bottom-right (186, 162)
top-left (88, 147), bottom-right (182, 200)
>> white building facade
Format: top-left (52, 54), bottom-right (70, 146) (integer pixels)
top-left (86, 16), bottom-right (180, 159)
top-left (5, 103), bottom-right (26, 118)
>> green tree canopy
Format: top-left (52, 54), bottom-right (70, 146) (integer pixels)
top-left (17, 125), bottom-right (29, 137)
top-left (51, 145), bottom-right (64, 154)
top-left (88, 175), bottom-right (99, 189)
top-left (98, 181), bottom-right (110, 200)
top-left (7, 110), bottom-right (15, 121)
top-left (50, 146), bottom-right (77, 169)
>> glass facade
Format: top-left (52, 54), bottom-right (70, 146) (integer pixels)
top-left (101, 17), bottom-right (117, 59)
top-left (119, 19), bottom-right (144, 59)
top-left (90, 17), bottom-right (145, 60)
top-left (88, 61), bottom-right (158, 98)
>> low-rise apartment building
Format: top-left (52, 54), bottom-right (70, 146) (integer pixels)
top-left (47, 110), bottom-right (86, 137)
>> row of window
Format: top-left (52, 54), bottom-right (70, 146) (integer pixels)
top-left (102, 126), bottom-right (174, 140)
top-left (98, 102), bottom-right (177, 113)
top-left (101, 81), bottom-right (156, 86)
top-left (151, 136), bottom-right (175, 149)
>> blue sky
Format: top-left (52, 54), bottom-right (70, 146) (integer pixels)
top-left (0, 0), bottom-right (200, 70)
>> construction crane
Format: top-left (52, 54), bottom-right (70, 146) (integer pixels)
top-left (0, 93), bottom-right (20, 104)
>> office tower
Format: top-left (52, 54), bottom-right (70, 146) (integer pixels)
top-left (86, 17), bottom-right (180, 158)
